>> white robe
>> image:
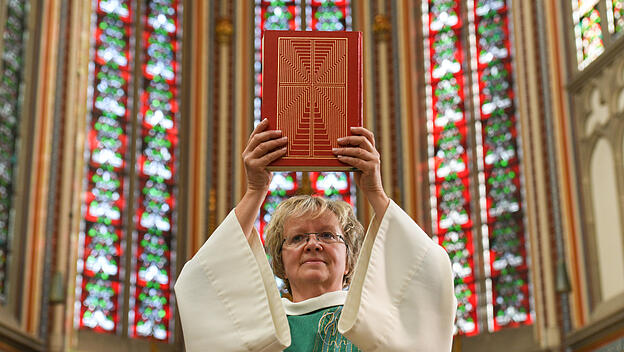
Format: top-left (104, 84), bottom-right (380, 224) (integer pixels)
top-left (174, 200), bottom-right (456, 351)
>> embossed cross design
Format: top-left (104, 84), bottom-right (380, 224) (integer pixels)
top-left (277, 37), bottom-right (348, 159)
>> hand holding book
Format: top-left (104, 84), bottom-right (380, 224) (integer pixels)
top-left (236, 121), bottom-right (388, 237)
top-left (235, 119), bottom-right (288, 239)
top-left (333, 126), bottom-right (390, 217)
top-left (242, 118), bottom-right (288, 193)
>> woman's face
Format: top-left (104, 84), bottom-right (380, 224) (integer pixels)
top-left (281, 210), bottom-right (348, 301)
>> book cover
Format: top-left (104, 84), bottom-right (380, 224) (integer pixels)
top-left (261, 30), bottom-right (362, 171)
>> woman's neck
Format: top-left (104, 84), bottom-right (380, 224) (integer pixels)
top-left (290, 283), bottom-right (342, 302)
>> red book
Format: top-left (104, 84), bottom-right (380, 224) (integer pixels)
top-left (262, 30), bottom-right (363, 171)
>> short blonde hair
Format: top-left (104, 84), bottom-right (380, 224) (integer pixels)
top-left (264, 195), bottom-right (364, 294)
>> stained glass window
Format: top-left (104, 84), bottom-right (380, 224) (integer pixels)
top-left (607, 0), bottom-right (624, 34)
top-left (76, 0), bottom-right (133, 333)
top-left (0, 0), bottom-right (29, 304)
top-left (306, 0), bottom-right (351, 32)
top-left (128, 0), bottom-right (180, 340)
top-left (423, 0), bottom-right (479, 336)
top-left (259, 171), bottom-right (299, 236)
top-left (254, 0), bottom-right (355, 241)
top-left (76, 0), bottom-right (181, 342)
top-left (572, 0), bottom-right (604, 69)
top-left (469, 0), bottom-right (531, 332)
top-left (423, 0), bottom-right (532, 336)
top-left (310, 172), bottom-right (353, 202)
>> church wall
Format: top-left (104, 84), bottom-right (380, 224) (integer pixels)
top-left (354, 0), bottom-right (374, 223)
top-left (0, 0), bottom-right (71, 350)
top-left (521, 0), bottom-right (566, 348)
top-left (558, 0), bottom-right (624, 349)
top-left (202, 0), bottom-right (254, 240)
top-left (51, 0), bottom-right (91, 351)
top-left (180, 0), bottom-right (210, 264)
top-left (400, 0), bottom-right (431, 227)
top-left (566, 51), bottom-right (624, 352)
top-left (590, 139), bottom-right (624, 302)
top-left (543, 0), bottom-right (589, 333)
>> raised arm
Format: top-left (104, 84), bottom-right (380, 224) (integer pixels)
top-left (332, 126), bottom-right (390, 218)
top-left (236, 118), bottom-right (288, 238)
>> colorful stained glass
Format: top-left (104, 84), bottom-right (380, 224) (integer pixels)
top-left (470, 0), bottom-right (531, 331)
top-left (607, 0), bottom-right (624, 33)
top-left (260, 172), bottom-right (299, 240)
top-left (260, 0), bottom-right (299, 30)
top-left (0, 0), bottom-right (29, 303)
top-left (310, 172), bottom-right (353, 203)
top-left (77, 0), bottom-right (133, 333)
top-left (616, 0), bottom-right (624, 33)
top-left (78, 0), bottom-right (180, 340)
top-left (572, 0), bottom-right (604, 69)
top-left (306, 0), bottom-right (350, 32)
top-left (423, 0), bottom-right (479, 336)
top-left (127, 0), bottom-right (180, 341)
top-left (425, 0), bottom-right (532, 335)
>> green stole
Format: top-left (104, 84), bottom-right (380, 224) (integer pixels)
top-left (285, 305), bottom-right (361, 352)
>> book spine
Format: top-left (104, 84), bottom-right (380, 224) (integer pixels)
top-left (358, 32), bottom-right (363, 126)
top-left (261, 33), bottom-right (265, 120)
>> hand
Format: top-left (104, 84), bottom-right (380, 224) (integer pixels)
top-left (236, 118), bottom-right (288, 238)
top-left (333, 127), bottom-right (389, 215)
top-left (242, 118), bottom-right (288, 192)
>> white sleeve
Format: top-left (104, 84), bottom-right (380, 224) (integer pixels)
top-left (338, 200), bottom-right (457, 352)
top-left (174, 209), bottom-right (290, 352)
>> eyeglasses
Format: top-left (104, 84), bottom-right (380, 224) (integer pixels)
top-left (282, 232), bottom-right (347, 248)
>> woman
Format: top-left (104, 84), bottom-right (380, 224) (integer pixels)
top-left (265, 196), bottom-right (364, 302)
top-left (174, 120), bottom-right (456, 351)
